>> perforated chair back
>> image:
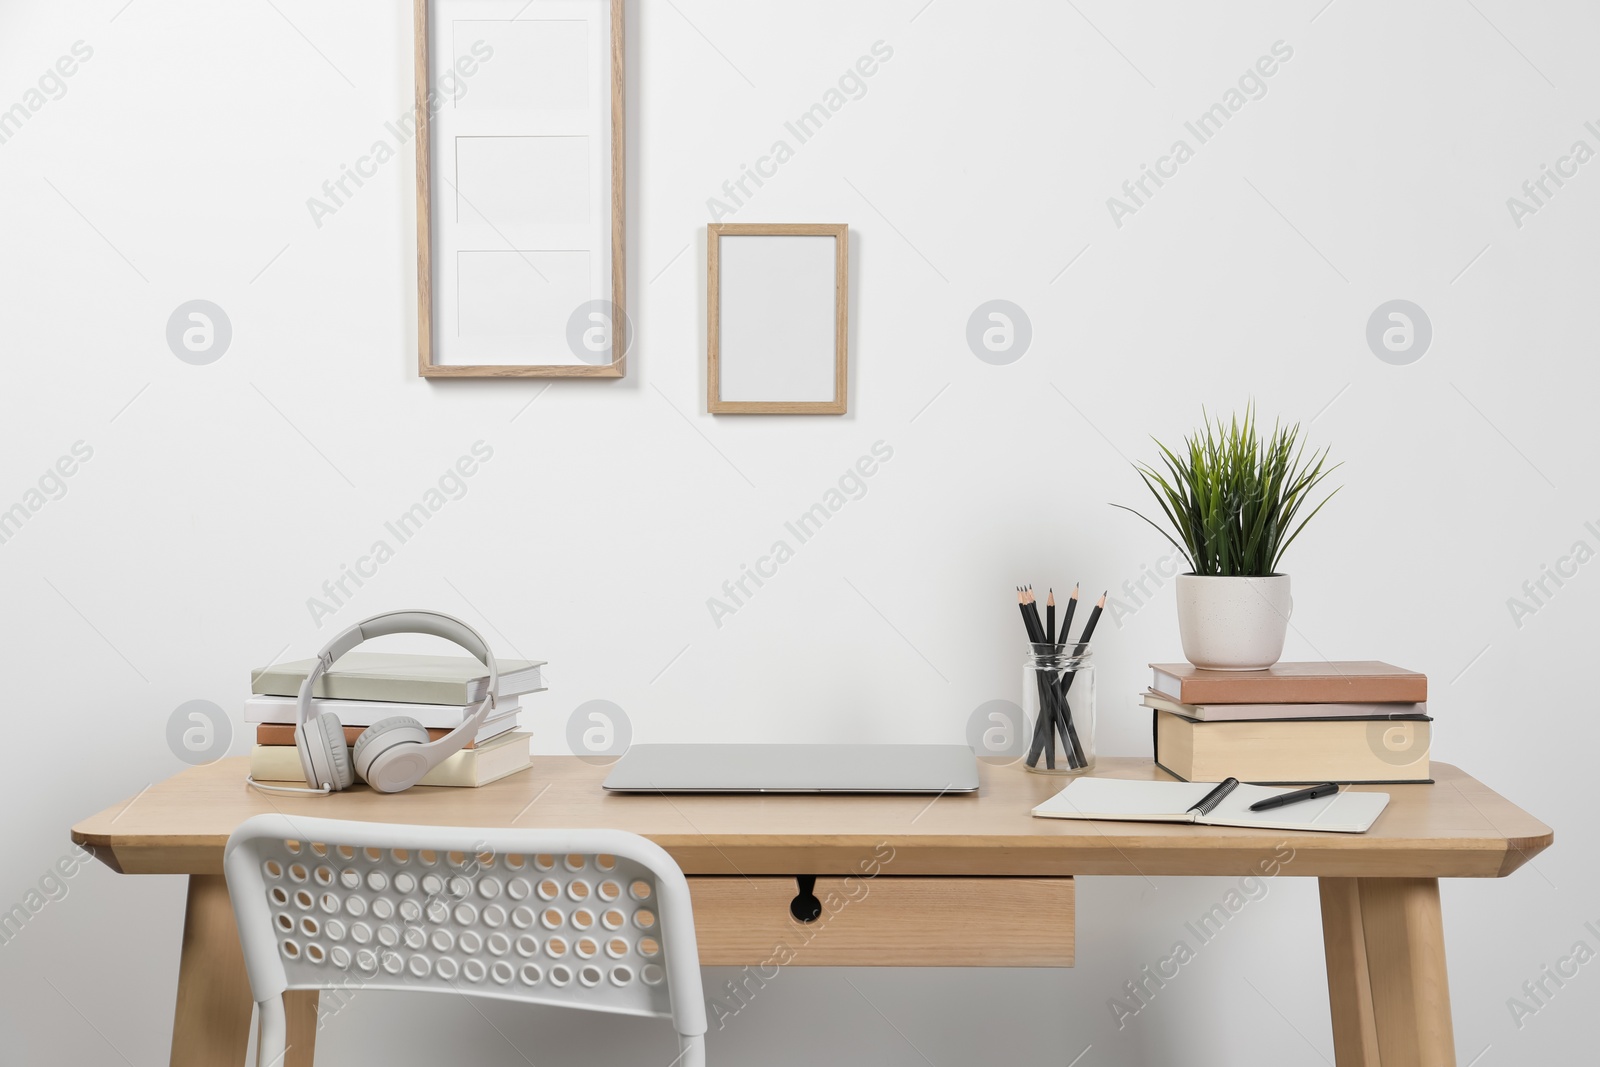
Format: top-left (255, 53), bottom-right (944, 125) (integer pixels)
top-left (224, 814), bottom-right (706, 1066)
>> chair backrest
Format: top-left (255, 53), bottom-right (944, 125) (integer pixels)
top-left (224, 814), bottom-right (706, 1063)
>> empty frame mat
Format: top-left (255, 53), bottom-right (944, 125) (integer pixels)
top-left (709, 224), bottom-right (849, 414)
top-left (417, 0), bottom-right (624, 377)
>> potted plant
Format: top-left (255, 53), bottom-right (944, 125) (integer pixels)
top-left (1114, 406), bottom-right (1340, 670)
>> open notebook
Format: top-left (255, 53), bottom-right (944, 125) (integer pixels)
top-left (1033, 777), bottom-right (1390, 833)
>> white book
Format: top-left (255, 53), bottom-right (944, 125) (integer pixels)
top-left (1141, 691), bottom-right (1428, 722)
top-left (245, 694), bottom-right (523, 729)
top-left (1032, 777), bottom-right (1390, 834)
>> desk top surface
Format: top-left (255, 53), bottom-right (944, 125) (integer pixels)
top-left (72, 756), bottom-right (1552, 879)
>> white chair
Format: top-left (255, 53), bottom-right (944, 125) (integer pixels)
top-left (224, 814), bottom-right (707, 1066)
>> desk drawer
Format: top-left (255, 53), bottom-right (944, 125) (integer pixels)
top-left (688, 876), bottom-right (1072, 967)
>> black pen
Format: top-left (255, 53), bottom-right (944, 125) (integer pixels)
top-left (1248, 782), bottom-right (1340, 812)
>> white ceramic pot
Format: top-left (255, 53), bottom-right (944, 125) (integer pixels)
top-left (1175, 574), bottom-right (1292, 671)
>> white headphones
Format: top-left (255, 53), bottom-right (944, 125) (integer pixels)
top-left (247, 610), bottom-right (499, 796)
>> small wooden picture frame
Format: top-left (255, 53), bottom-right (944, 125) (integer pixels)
top-left (415, 0), bottom-right (626, 378)
top-left (707, 223), bottom-right (849, 415)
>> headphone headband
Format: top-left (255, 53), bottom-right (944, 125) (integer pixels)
top-left (351, 610), bottom-right (494, 665)
top-left (299, 610), bottom-right (500, 726)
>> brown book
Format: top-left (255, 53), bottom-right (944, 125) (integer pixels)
top-left (1153, 710), bottom-right (1432, 784)
top-left (1150, 661), bottom-right (1427, 704)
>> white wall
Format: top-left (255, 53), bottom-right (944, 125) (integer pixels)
top-left (2, 1), bottom-right (1595, 1063)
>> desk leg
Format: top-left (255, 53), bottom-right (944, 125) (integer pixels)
top-left (1319, 878), bottom-right (1381, 1066)
top-left (1358, 877), bottom-right (1456, 1066)
top-left (1319, 876), bottom-right (1456, 1067)
top-left (169, 874), bottom-right (318, 1067)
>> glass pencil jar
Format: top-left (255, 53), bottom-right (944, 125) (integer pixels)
top-left (1023, 643), bottom-right (1095, 775)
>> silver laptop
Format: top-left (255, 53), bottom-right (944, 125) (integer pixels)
top-left (602, 744), bottom-right (980, 794)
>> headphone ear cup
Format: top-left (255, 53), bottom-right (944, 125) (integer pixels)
top-left (297, 714), bottom-right (354, 792)
top-left (321, 716), bottom-right (355, 790)
top-left (352, 716), bottom-right (432, 793)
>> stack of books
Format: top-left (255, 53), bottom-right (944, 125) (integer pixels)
top-left (1143, 661), bottom-right (1431, 784)
top-left (246, 652), bottom-right (546, 788)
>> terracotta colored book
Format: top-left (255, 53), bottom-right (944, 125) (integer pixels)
top-left (254, 713), bottom-right (517, 750)
top-left (258, 723), bottom-right (480, 748)
top-left (1150, 661), bottom-right (1427, 704)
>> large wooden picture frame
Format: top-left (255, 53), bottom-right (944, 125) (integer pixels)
top-left (415, 0), bottom-right (625, 378)
top-left (707, 223), bottom-right (849, 415)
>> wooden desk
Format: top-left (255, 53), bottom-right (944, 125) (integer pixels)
top-left (72, 756), bottom-right (1551, 1067)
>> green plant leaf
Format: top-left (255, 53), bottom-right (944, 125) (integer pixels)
top-left (1110, 402), bottom-right (1341, 577)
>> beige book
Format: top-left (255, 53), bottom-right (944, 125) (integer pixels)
top-left (249, 731), bottom-right (533, 788)
top-left (1153, 712), bottom-right (1431, 784)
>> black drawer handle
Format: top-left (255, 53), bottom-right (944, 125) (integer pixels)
top-left (789, 875), bottom-right (822, 923)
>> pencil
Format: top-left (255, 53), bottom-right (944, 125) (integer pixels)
top-left (1076, 591), bottom-right (1106, 645)
top-left (1060, 594), bottom-right (1105, 686)
top-left (1046, 589), bottom-right (1056, 646)
top-left (1060, 583), bottom-right (1080, 646)
top-left (1017, 588), bottom-right (1057, 769)
top-left (1049, 590), bottom-right (1104, 767)
top-left (1016, 587), bottom-right (1037, 638)
top-left (1025, 586), bottom-right (1047, 645)
top-left (1025, 586), bottom-right (1068, 766)
top-left (1023, 586), bottom-right (1081, 768)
